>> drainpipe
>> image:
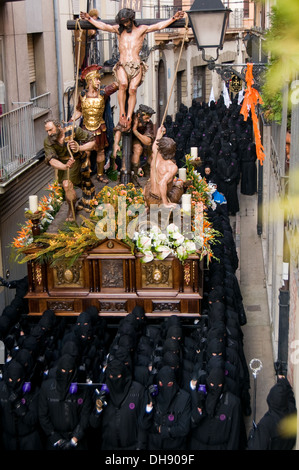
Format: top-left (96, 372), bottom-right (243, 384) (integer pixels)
top-left (53, 0), bottom-right (64, 121)
top-left (257, 111), bottom-right (263, 236)
top-left (277, 189), bottom-right (290, 375)
top-left (278, 285), bottom-right (290, 375)
top-left (276, 84), bottom-right (290, 375)
top-left (257, 163), bottom-right (263, 236)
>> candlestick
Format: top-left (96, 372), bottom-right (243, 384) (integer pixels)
top-left (29, 195), bottom-right (38, 213)
top-left (31, 218), bottom-right (41, 236)
top-left (181, 193), bottom-right (191, 212)
top-left (178, 168), bottom-right (187, 181)
top-left (25, 209), bottom-right (42, 236)
top-left (190, 147), bottom-right (198, 158)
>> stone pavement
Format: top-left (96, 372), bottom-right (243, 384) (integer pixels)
top-left (232, 191), bottom-right (276, 433)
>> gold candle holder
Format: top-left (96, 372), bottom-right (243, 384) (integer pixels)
top-left (25, 210), bottom-right (43, 236)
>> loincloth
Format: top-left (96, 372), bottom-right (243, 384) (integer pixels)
top-left (113, 61), bottom-right (149, 85)
top-left (144, 181), bottom-right (184, 206)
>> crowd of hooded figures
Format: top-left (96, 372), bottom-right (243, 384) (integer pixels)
top-left (0, 201), bottom-right (296, 451)
top-left (0, 207), bottom-right (251, 452)
top-left (163, 95), bottom-right (258, 215)
top-left (0, 96), bottom-right (296, 451)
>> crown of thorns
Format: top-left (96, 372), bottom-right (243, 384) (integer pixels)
top-left (115, 8), bottom-right (135, 24)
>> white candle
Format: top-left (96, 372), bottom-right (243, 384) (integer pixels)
top-left (179, 168), bottom-right (187, 181)
top-left (190, 147), bottom-right (198, 158)
top-left (29, 195), bottom-right (38, 213)
top-left (182, 194), bottom-right (191, 204)
top-left (182, 193), bottom-right (191, 211)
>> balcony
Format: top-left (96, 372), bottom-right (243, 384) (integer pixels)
top-left (30, 93), bottom-right (51, 119)
top-left (153, 5), bottom-right (254, 50)
top-left (0, 92), bottom-right (50, 188)
top-left (228, 8), bottom-right (245, 29)
top-left (225, 4), bottom-right (255, 31)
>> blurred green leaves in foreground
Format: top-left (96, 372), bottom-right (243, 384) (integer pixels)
top-left (263, 0), bottom-right (299, 96)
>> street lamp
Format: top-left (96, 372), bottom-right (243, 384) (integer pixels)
top-left (187, 0), bottom-right (231, 65)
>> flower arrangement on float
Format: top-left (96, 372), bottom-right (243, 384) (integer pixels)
top-left (134, 223), bottom-right (197, 263)
top-left (13, 183), bottom-right (145, 266)
top-left (12, 167), bottom-right (221, 266)
top-left (133, 212), bottom-right (220, 264)
top-left (134, 223), bottom-right (199, 263)
top-left (12, 181), bottom-right (64, 250)
top-left (90, 183), bottom-right (144, 215)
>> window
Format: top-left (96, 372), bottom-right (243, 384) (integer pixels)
top-left (193, 66), bottom-right (205, 101)
top-left (177, 71), bottom-right (183, 109)
top-left (174, 0), bottom-right (182, 11)
top-left (27, 34), bottom-right (36, 99)
top-left (244, 0), bottom-right (249, 18)
top-left (0, 37), bottom-right (5, 114)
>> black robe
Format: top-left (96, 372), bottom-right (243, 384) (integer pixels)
top-left (0, 361), bottom-right (43, 450)
top-left (89, 379), bottom-right (146, 450)
top-left (189, 388), bottom-right (242, 450)
top-left (240, 142), bottom-right (257, 195)
top-left (140, 388), bottom-right (191, 450)
top-left (140, 366), bottom-right (191, 450)
top-left (247, 377), bottom-right (297, 450)
top-left (38, 355), bottom-right (92, 450)
top-left (217, 154), bottom-right (240, 215)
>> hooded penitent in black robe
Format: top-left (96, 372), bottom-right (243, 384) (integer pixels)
top-left (247, 377), bottom-right (297, 450)
top-left (140, 365), bottom-right (191, 450)
top-left (89, 358), bottom-right (146, 450)
top-left (217, 146), bottom-right (240, 215)
top-left (240, 141), bottom-right (257, 195)
top-left (189, 367), bottom-right (243, 450)
top-left (38, 354), bottom-right (91, 450)
top-left (0, 360), bottom-right (43, 450)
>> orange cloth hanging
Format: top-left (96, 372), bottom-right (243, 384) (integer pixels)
top-left (240, 63), bottom-right (265, 165)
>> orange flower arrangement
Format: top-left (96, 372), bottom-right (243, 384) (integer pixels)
top-left (13, 180), bottom-right (221, 266)
top-left (12, 181), bottom-right (64, 250)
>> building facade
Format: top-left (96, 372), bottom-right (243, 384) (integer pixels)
top-left (0, 0), bottom-right (81, 309)
top-left (255, 0), bottom-right (299, 448)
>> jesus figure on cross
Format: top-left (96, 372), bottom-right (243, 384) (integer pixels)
top-left (80, 8), bottom-right (184, 131)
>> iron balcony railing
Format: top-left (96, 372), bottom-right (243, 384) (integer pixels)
top-left (0, 103), bottom-right (35, 183)
top-left (270, 121), bottom-right (288, 196)
top-left (153, 4), bottom-right (247, 30)
top-left (30, 92), bottom-right (51, 119)
top-left (0, 93), bottom-right (50, 184)
top-left (228, 8), bottom-right (245, 29)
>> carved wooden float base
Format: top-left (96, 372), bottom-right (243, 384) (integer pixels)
top-left (25, 238), bottom-right (204, 318)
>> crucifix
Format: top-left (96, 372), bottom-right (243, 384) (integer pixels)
top-left (67, 9), bottom-right (186, 184)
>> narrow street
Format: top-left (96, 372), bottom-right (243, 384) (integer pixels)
top-left (235, 191), bottom-right (276, 433)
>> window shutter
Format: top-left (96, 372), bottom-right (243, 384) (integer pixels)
top-left (28, 34), bottom-right (36, 84)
